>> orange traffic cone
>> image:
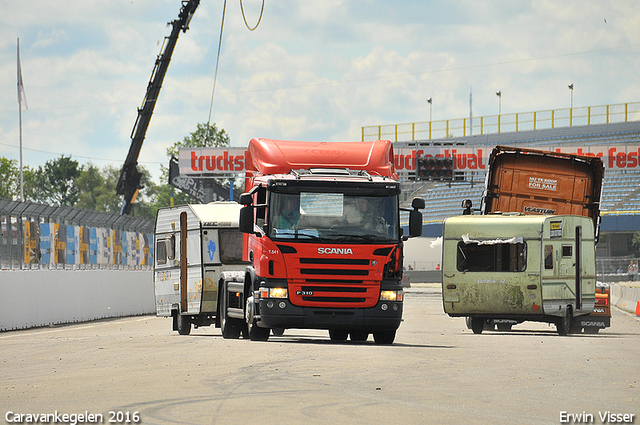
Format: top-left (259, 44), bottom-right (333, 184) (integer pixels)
top-left (635, 301), bottom-right (640, 317)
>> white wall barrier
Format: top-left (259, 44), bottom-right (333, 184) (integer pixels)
top-left (611, 283), bottom-right (640, 315)
top-left (0, 270), bottom-right (154, 331)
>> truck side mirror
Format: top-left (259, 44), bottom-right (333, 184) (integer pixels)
top-left (239, 205), bottom-right (255, 234)
top-left (239, 193), bottom-right (253, 206)
top-left (462, 199), bottom-right (473, 215)
top-left (412, 197), bottom-right (426, 210)
top-left (409, 209), bottom-right (423, 237)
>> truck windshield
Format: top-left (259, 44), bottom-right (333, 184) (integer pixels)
top-left (268, 192), bottom-right (399, 242)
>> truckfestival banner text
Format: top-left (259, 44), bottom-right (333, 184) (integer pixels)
top-left (179, 145), bottom-right (640, 175)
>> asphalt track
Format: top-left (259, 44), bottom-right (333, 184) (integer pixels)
top-left (2, 286), bottom-right (638, 425)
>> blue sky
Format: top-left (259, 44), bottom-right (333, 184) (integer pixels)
top-left (1, 0), bottom-right (639, 183)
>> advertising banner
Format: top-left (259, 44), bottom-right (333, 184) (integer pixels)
top-left (394, 145), bottom-right (640, 172)
top-left (179, 147), bottom-right (247, 175)
top-left (40, 223), bottom-right (52, 265)
top-left (180, 145), bottom-right (640, 175)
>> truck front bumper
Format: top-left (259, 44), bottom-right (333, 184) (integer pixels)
top-left (256, 298), bottom-right (403, 332)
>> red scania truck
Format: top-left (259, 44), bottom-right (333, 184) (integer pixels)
top-left (219, 138), bottom-right (424, 344)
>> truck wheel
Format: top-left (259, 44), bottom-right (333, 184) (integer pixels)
top-left (176, 313), bottom-right (191, 336)
top-left (271, 328), bottom-right (285, 336)
top-left (247, 321), bottom-right (270, 341)
top-left (373, 330), bottom-right (396, 344)
top-left (245, 298), bottom-right (270, 341)
top-left (470, 317), bottom-right (484, 334)
top-left (329, 329), bottom-right (348, 341)
top-left (350, 331), bottom-right (369, 342)
top-left (584, 327), bottom-right (599, 334)
top-left (221, 285), bottom-right (241, 339)
top-left (556, 310), bottom-right (572, 336)
top-left (496, 323), bottom-right (512, 331)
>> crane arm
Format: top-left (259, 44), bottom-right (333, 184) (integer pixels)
top-left (117, 0), bottom-right (200, 215)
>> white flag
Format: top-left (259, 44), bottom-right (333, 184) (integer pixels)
top-left (17, 38), bottom-right (28, 110)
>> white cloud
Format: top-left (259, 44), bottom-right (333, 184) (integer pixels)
top-left (1, 0), bottom-right (639, 184)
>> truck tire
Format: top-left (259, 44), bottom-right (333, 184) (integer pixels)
top-left (245, 298), bottom-right (270, 341)
top-left (329, 329), bottom-right (348, 341)
top-left (556, 309), bottom-right (572, 336)
top-left (271, 328), bottom-right (285, 336)
top-left (221, 284), bottom-right (241, 339)
top-left (470, 317), bottom-right (484, 334)
top-left (350, 331), bottom-right (369, 342)
top-left (247, 321), bottom-right (270, 341)
top-left (176, 313), bottom-right (191, 336)
top-left (373, 330), bottom-right (396, 344)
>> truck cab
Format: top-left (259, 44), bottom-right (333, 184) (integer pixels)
top-left (223, 138), bottom-right (424, 344)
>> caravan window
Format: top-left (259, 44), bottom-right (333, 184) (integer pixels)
top-left (457, 241), bottom-right (527, 272)
top-left (219, 229), bottom-right (246, 264)
top-left (544, 245), bottom-right (553, 269)
top-left (156, 239), bottom-right (167, 265)
top-left (167, 234), bottom-right (176, 260)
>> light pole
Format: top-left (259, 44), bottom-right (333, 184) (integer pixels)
top-left (427, 97), bottom-right (433, 139)
top-left (568, 83), bottom-right (574, 108)
top-left (568, 83), bottom-right (574, 126)
top-left (496, 91), bottom-right (502, 132)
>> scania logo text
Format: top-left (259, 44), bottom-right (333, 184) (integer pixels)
top-left (318, 247), bottom-right (353, 255)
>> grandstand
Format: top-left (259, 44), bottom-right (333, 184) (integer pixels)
top-left (387, 118), bottom-right (640, 266)
top-left (396, 120), bottom-right (640, 218)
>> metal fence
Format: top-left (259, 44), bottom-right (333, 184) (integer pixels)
top-left (596, 256), bottom-right (640, 283)
top-left (0, 199), bottom-right (154, 271)
top-left (363, 101), bottom-right (640, 142)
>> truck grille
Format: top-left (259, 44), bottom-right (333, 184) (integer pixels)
top-left (288, 256), bottom-right (378, 308)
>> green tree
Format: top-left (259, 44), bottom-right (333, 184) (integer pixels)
top-left (0, 157), bottom-right (18, 199)
top-left (0, 158), bottom-right (42, 202)
top-left (38, 155), bottom-right (81, 206)
top-left (165, 122), bottom-right (231, 160)
top-left (75, 164), bottom-right (105, 211)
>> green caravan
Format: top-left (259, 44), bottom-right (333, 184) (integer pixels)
top-left (441, 214), bottom-right (596, 335)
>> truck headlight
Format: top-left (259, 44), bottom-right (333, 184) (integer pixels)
top-left (380, 290), bottom-right (403, 302)
top-left (259, 287), bottom-right (288, 299)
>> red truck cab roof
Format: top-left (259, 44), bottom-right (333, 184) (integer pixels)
top-left (245, 138), bottom-right (397, 179)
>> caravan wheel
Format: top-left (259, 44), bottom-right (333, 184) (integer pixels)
top-left (470, 317), bottom-right (484, 334)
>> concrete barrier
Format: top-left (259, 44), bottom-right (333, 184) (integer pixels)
top-left (404, 270), bottom-right (443, 285)
top-left (610, 283), bottom-right (640, 315)
top-left (0, 270), bottom-right (154, 331)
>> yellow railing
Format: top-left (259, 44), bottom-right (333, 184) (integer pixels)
top-left (362, 101), bottom-right (640, 142)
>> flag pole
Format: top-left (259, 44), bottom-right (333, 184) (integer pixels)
top-left (17, 38), bottom-right (25, 201)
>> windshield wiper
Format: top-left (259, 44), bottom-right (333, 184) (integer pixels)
top-left (338, 234), bottom-right (389, 243)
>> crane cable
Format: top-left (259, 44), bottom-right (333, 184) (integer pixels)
top-left (240, 0), bottom-right (265, 31)
top-left (206, 0), bottom-right (227, 144)
top-left (207, 0), bottom-right (265, 144)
